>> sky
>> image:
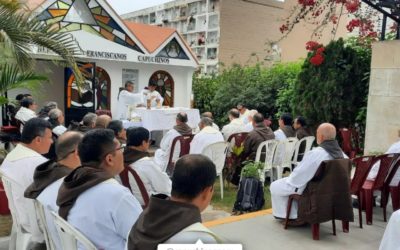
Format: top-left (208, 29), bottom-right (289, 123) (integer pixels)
top-left (108, 0), bottom-right (175, 15)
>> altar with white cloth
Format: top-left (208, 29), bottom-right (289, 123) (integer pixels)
top-left (122, 107), bottom-right (201, 132)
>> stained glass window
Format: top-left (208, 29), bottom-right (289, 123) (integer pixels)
top-left (36, 0), bottom-right (143, 53)
top-left (156, 38), bottom-right (189, 60)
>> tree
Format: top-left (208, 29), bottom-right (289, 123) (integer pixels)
top-left (291, 38), bottom-right (371, 129)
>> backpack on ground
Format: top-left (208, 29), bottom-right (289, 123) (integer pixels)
top-left (232, 177), bottom-right (265, 213)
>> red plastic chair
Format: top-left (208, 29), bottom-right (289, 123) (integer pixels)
top-left (119, 165), bottom-right (149, 209)
top-left (362, 153), bottom-right (400, 225)
top-left (0, 182), bottom-right (10, 215)
top-left (95, 109), bottom-right (112, 118)
top-left (165, 135), bottom-right (194, 176)
top-left (350, 155), bottom-right (375, 228)
top-left (339, 128), bottom-right (357, 159)
top-left (225, 132), bottom-right (249, 178)
top-left (390, 182), bottom-right (400, 211)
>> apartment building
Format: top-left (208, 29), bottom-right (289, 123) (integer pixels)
top-left (122, 0), bottom-right (349, 74)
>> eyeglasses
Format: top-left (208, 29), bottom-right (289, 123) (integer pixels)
top-left (102, 145), bottom-right (125, 159)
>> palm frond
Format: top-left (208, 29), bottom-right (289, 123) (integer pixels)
top-left (0, 63), bottom-right (47, 94)
top-left (0, 6), bottom-right (84, 85)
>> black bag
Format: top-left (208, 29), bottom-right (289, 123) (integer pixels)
top-left (233, 177), bottom-right (265, 213)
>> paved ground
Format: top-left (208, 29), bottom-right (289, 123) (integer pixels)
top-left (207, 208), bottom-right (390, 250)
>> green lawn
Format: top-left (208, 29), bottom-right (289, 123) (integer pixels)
top-left (210, 179), bottom-right (272, 213)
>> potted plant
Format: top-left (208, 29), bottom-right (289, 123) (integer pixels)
top-left (240, 161), bottom-right (264, 180)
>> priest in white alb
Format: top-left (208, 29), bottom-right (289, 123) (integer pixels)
top-left (154, 112), bottom-right (193, 172)
top-left (190, 117), bottom-right (224, 154)
top-left (143, 82), bottom-right (164, 107)
top-left (116, 81), bottom-right (143, 120)
top-left (270, 123), bottom-right (347, 223)
top-left (221, 108), bottom-right (245, 141)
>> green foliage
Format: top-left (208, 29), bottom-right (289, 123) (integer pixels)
top-left (291, 38), bottom-right (371, 129)
top-left (241, 161), bottom-right (264, 180)
top-left (193, 62), bottom-right (302, 126)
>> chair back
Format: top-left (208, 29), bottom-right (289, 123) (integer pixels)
top-left (95, 109), bottom-right (112, 118)
top-left (168, 135), bottom-right (193, 163)
top-left (339, 128), bottom-right (352, 156)
top-left (51, 211), bottom-right (97, 250)
top-left (298, 159), bottom-right (354, 224)
top-left (34, 200), bottom-right (56, 250)
top-left (280, 137), bottom-right (298, 168)
top-left (201, 142), bottom-right (228, 175)
top-left (292, 136), bottom-right (315, 164)
top-left (255, 139), bottom-right (279, 172)
top-left (350, 156), bottom-right (375, 194)
top-left (373, 153), bottom-right (400, 190)
top-left (119, 166), bottom-right (150, 208)
top-left (227, 132), bottom-right (248, 147)
top-left (0, 173), bottom-right (21, 228)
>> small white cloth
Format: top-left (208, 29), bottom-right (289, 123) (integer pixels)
top-left (379, 210), bottom-right (400, 250)
top-left (128, 157), bottom-right (171, 205)
top-left (221, 118), bottom-right (245, 141)
top-left (270, 147), bottom-right (346, 219)
top-left (52, 125), bottom-right (67, 137)
top-left (190, 126), bottom-right (224, 154)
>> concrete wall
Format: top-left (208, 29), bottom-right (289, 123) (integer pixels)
top-left (218, 0), bottom-right (349, 67)
top-left (364, 40), bottom-right (400, 154)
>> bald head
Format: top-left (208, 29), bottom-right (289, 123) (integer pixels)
top-left (95, 115), bottom-right (112, 128)
top-left (316, 123), bottom-right (336, 144)
top-left (56, 131), bottom-right (83, 162)
top-left (202, 112), bottom-right (213, 119)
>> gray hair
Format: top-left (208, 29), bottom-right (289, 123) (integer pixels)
top-left (200, 117), bottom-right (213, 127)
top-left (45, 101), bottom-right (58, 110)
top-left (82, 112), bottom-right (97, 127)
top-left (48, 108), bottom-right (63, 120)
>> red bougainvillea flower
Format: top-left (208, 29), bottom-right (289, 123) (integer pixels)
top-left (298, 0), bottom-right (315, 6)
top-left (310, 53), bottom-right (324, 66)
top-left (316, 47), bottom-right (325, 54)
top-left (346, 18), bottom-right (361, 32)
top-left (306, 41), bottom-right (321, 51)
top-left (280, 24), bottom-right (288, 33)
top-left (345, 0), bottom-right (360, 13)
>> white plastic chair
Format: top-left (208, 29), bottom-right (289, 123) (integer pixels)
top-left (201, 141), bottom-right (228, 199)
top-left (255, 139), bottom-right (279, 183)
top-left (34, 201), bottom-right (56, 250)
top-left (51, 211), bottom-right (97, 250)
top-left (291, 136), bottom-right (315, 168)
top-left (0, 172), bottom-right (32, 250)
top-left (273, 137), bottom-right (298, 180)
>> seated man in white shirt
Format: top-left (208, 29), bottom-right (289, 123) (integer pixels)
top-left (221, 109), bottom-right (245, 141)
top-left (127, 154), bottom-right (221, 249)
top-left (243, 109), bottom-right (258, 132)
top-left (144, 82), bottom-right (164, 107)
top-left (1, 118), bottom-right (53, 248)
top-left (124, 127), bottom-right (172, 205)
top-left (15, 97), bottom-right (38, 132)
top-left (190, 117), bottom-right (224, 154)
top-left (274, 113), bottom-right (296, 140)
top-left (367, 140), bottom-right (400, 182)
top-left (154, 112), bottom-right (193, 171)
top-left (48, 108), bottom-right (67, 137)
top-left (270, 123), bottom-right (347, 224)
top-left (25, 131), bottom-right (83, 250)
top-left (57, 129), bottom-right (142, 250)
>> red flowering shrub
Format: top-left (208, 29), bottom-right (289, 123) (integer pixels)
top-left (306, 41), bottom-right (325, 66)
top-left (310, 53), bottom-right (324, 66)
